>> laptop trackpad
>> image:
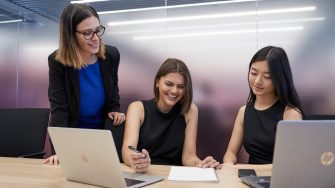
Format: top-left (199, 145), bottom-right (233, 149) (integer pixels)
top-left (123, 172), bottom-right (145, 187)
top-left (257, 182), bottom-right (270, 188)
top-left (257, 176), bottom-right (271, 188)
top-left (124, 178), bottom-right (145, 187)
top-left (123, 171), bottom-right (163, 188)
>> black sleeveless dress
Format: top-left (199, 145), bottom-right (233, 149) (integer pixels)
top-left (243, 100), bottom-right (285, 164)
top-left (137, 99), bottom-right (186, 165)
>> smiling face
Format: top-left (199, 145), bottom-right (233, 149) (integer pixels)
top-left (75, 16), bottom-right (101, 58)
top-left (248, 60), bottom-right (276, 98)
top-left (155, 72), bottom-right (185, 113)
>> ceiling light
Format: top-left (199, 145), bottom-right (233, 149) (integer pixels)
top-left (108, 6), bottom-right (316, 26)
top-left (71, 0), bottom-right (109, 4)
top-left (99, 0), bottom-right (259, 15)
top-left (0, 19), bottom-right (23, 24)
top-left (109, 17), bottom-right (323, 35)
top-left (259, 17), bottom-right (324, 24)
top-left (133, 26), bottom-right (303, 40)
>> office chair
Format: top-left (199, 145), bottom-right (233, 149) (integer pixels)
top-left (0, 108), bottom-right (49, 158)
top-left (104, 119), bottom-right (125, 162)
top-left (306, 114), bottom-right (335, 120)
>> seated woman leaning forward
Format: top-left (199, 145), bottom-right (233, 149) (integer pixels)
top-left (122, 58), bottom-right (221, 172)
top-left (223, 46), bottom-right (305, 165)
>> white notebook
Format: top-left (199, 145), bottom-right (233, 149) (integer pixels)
top-left (168, 166), bottom-right (219, 183)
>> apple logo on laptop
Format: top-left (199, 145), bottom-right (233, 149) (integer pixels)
top-left (320, 151), bottom-right (334, 166)
top-left (81, 153), bottom-right (89, 163)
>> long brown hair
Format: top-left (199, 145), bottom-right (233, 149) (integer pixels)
top-left (154, 58), bottom-right (193, 114)
top-left (56, 4), bottom-right (105, 69)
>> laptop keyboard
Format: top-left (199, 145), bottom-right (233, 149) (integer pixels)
top-left (257, 182), bottom-right (270, 188)
top-left (125, 178), bottom-right (145, 187)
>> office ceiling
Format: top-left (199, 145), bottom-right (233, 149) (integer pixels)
top-left (2, 0), bottom-right (225, 22)
top-left (0, 7), bottom-right (15, 22)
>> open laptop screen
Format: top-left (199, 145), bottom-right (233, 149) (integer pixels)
top-left (48, 127), bottom-right (163, 188)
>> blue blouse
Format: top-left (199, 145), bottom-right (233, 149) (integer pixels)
top-left (78, 61), bottom-right (105, 129)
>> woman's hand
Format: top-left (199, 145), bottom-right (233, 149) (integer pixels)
top-left (44, 155), bottom-right (59, 165)
top-left (108, 112), bottom-right (126, 126)
top-left (196, 156), bottom-right (221, 169)
top-left (129, 149), bottom-right (151, 173)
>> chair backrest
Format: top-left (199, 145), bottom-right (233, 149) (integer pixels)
top-left (0, 108), bottom-right (49, 158)
top-left (104, 119), bottom-right (125, 162)
top-left (306, 114), bottom-right (335, 120)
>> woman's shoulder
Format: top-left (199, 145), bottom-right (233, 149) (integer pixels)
top-left (190, 102), bottom-right (198, 112)
top-left (128, 101), bottom-right (144, 111)
top-left (104, 45), bottom-right (119, 55)
top-left (237, 105), bottom-right (247, 118)
top-left (232, 105), bottom-right (247, 127)
top-left (184, 102), bottom-right (198, 117)
top-left (239, 105), bottom-right (247, 112)
top-left (103, 45), bottom-right (120, 67)
top-left (182, 103), bottom-right (198, 125)
top-left (48, 50), bottom-right (65, 68)
top-left (48, 50), bottom-right (58, 61)
top-left (283, 106), bottom-right (303, 120)
top-left (235, 105), bottom-right (246, 116)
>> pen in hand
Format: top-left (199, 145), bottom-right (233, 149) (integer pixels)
top-left (128, 145), bottom-right (141, 153)
top-left (128, 146), bottom-right (150, 171)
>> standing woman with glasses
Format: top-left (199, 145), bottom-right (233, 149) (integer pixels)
top-left (45, 3), bottom-right (125, 165)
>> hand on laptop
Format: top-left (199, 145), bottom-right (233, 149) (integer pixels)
top-left (130, 149), bottom-right (151, 173)
top-left (44, 155), bottom-right (59, 165)
top-left (196, 156), bottom-right (222, 169)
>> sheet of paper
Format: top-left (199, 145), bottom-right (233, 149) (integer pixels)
top-left (168, 166), bottom-right (218, 182)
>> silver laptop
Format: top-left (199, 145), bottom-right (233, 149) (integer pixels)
top-left (240, 120), bottom-right (335, 188)
top-left (48, 127), bottom-right (163, 188)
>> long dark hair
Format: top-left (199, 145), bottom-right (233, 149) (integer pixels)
top-left (247, 46), bottom-right (305, 118)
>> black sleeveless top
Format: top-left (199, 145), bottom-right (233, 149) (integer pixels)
top-left (137, 99), bottom-right (186, 165)
top-left (243, 100), bottom-right (285, 164)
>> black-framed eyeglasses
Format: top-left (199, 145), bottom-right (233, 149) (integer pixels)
top-left (76, 25), bottom-right (105, 40)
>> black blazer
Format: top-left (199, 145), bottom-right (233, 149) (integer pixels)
top-left (48, 45), bottom-right (120, 128)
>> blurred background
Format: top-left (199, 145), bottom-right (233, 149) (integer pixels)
top-left (0, 0), bottom-right (334, 162)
